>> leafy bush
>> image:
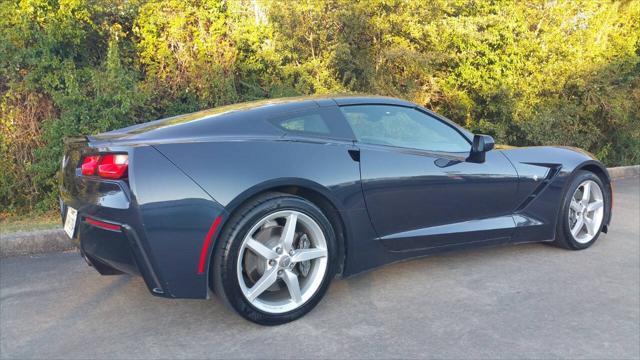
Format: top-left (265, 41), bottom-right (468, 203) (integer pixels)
top-left (1, 0), bottom-right (638, 214)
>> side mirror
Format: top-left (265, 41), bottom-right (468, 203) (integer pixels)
top-left (467, 134), bottom-right (495, 163)
top-left (472, 134), bottom-right (495, 153)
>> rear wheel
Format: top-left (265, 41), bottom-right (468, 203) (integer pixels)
top-left (554, 171), bottom-right (608, 249)
top-left (212, 193), bottom-right (336, 325)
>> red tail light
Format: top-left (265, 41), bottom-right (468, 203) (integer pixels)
top-left (81, 155), bottom-right (100, 176)
top-left (80, 153), bottom-right (128, 179)
top-left (98, 154), bottom-right (128, 179)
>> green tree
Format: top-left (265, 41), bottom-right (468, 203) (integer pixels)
top-left (1, 0), bottom-right (638, 215)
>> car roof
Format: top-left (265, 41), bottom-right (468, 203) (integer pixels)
top-left (92, 95), bottom-right (467, 145)
top-left (330, 95), bottom-right (415, 107)
top-left (182, 94), bottom-right (417, 112)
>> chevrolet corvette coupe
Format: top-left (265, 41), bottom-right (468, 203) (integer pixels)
top-left (60, 95), bottom-right (612, 325)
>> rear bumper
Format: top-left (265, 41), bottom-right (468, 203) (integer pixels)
top-left (60, 183), bottom-right (167, 297)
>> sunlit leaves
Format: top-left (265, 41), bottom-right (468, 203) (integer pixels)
top-left (0, 0), bottom-right (638, 213)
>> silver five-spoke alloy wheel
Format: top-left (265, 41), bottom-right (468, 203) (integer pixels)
top-left (237, 210), bottom-right (328, 313)
top-left (568, 179), bottom-right (604, 244)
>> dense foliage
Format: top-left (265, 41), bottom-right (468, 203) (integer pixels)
top-left (1, 0), bottom-right (639, 214)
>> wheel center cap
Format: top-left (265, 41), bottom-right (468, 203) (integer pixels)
top-left (279, 256), bottom-right (291, 268)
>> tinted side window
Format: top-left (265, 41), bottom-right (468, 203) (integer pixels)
top-left (272, 112), bottom-right (330, 135)
top-left (340, 105), bottom-right (470, 152)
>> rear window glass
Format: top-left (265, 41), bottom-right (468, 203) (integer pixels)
top-left (272, 113), bottom-right (331, 135)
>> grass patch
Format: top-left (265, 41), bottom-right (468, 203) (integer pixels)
top-left (0, 211), bottom-right (60, 235)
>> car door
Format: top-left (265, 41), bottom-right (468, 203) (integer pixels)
top-left (340, 104), bottom-right (520, 252)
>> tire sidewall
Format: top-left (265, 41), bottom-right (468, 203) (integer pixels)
top-left (559, 171), bottom-right (607, 249)
top-left (215, 195), bottom-right (337, 325)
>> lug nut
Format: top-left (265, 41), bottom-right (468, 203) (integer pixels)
top-left (269, 260), bottom-right (276, 266)
top-left (278, 270), bottom-right (283, 276)
top-left (289, 249), bottom-right (295, 256)
top-left (276, 247), bottom-right (282, 254)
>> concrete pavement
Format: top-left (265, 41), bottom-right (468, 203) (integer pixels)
top-left (1, 177), bottom-right (638, 359)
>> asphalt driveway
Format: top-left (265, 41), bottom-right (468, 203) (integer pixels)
top-left (1, 177), bottom-right (638, 359)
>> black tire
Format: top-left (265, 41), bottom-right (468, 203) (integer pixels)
top-left (212, 192), bottom-right (337, 325)
top-left (553, 170), bottom-right (609, 250)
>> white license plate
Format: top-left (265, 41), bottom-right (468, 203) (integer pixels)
top-left (64, 206), bottom-right (78, 239)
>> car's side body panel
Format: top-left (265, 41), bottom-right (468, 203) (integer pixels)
top-left (357, 145), bottom-right (520, 251)
top-left (131, 146), bottom-right (225, 298)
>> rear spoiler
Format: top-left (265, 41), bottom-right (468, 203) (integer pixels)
top-left (63, 136), bottom-right (90, 145)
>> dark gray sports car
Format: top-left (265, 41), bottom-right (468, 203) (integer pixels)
top-left (60, 95), bottom-right (612, 324)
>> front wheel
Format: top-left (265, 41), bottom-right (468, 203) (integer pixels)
top-left (554, 170), bottom-right (608, 250)
top-left (212, 193), bottom-right (336, 325)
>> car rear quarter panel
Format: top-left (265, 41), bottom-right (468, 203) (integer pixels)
top-left (154, 139), bottom-right (363, 207)
top-left (130, 146), bottom-right (225, 298)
